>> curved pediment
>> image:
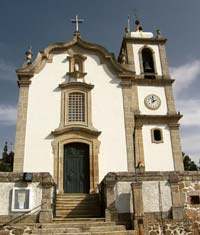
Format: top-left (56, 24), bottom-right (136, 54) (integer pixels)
top-left (16, 34), bottom-right (134, 79)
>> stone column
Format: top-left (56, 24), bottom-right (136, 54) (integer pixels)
top-left (14, 79), bottom-right (31, 172)
top-left (158, 41), bottom-right (170, 77)
top-left (169, 174), bottom-right (185, 220)
top-left (131, 182), bottom-right (144, 231)
top-left (168, 124), bottom-right (184, 171)
top-left (39, 174), bottom-right (54, 223)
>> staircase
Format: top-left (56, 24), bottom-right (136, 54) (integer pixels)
top-left (55, 194), bottom-right (102, 218)
top-left (31, 219), bottom-right (137, 235)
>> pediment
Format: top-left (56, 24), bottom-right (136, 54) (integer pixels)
top-left (16, 35), bottom-right (134, 80)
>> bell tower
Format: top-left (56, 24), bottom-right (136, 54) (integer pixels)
top-left (119, 20), bottom-right (184, 172)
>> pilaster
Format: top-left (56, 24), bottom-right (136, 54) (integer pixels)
top-left (169, 174), bottom-right (185, 220)
top-left (121, 79), bottom-right (135, 172)
top-left (158, 42), bottom-right (170, 76)
top-left (131, 182), bottom-right (144, 231)
top-left (135, 125), bottom-right (145, 170)
top-left (13, 79), bottom-right (31, 172)
top-left (168, 124), bottom-right (184, 171)
top-left (165, 84), bottom-right (176, 114)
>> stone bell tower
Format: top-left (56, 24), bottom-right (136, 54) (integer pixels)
top-left (118, 20), bottom-right (184, 172)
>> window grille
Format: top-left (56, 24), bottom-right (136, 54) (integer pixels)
top-left (68, 92), bottom-right (85, 122)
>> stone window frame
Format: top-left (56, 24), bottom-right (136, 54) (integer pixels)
top-left (59, 82), bottom-right (94, 128)
top-left (151, 128), bottom-right (164, 144)
top-left (138, 45), bottom-right (158, 78)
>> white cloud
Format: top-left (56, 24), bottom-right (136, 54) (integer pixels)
top-left (170, 60), bottom-right (200, 95)
top-left (177, 99), bottom-right (200, 126)
top-left (0, 105), bottom-right (17, 125)
top-left (0, 59), bottom-right (16, 81)
top-left (170, 60), bottom-right (200, 165)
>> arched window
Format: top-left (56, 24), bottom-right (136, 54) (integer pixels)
top-left (142, 48), bottom-right (155, 74)
top-left (151, 128), bottom-right (163, 143)
top-left (68, 92), bottom-right (85, 122)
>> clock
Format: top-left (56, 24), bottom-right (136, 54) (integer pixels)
top-left (144, 94), bottom-right (161, 110)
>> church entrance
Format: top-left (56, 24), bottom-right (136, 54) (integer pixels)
top-left (63, 143), bottom-right (90, 193)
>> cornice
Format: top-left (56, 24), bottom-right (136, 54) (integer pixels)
top-left (16, 36), bottom-right (134, 79)
top-left (135, 113), bottom-right (182, 126)
top-left (59, 82), bottom-right (94, 91)
top-left (134, 78), bottom-right (174, 86)
top-left (52, 125), bottom-right (101, 137)
top-left (123, 36), bottom-right (167, 45)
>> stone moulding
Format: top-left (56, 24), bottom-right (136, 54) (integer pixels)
top-left (51, 125), bottom-right (101, 137)
top-left (15, 35), bottom-right (135, 79)
top-left (59, 81), bottom-right (94, 91)
top-left (135, 113), bottom-right (182, 126)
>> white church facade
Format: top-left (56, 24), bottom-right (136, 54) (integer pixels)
top-left (0, 19), bottom-right (199, 234)
top-left (14, 23), bottom-right (184, 195)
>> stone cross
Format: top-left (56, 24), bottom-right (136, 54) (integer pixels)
top-left (70, 15), bottom-right (84, 32)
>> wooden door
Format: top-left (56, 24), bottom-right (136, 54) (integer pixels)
top-left (63, 143), bottom-right (89, 193)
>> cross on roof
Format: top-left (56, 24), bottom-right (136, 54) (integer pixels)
top-left (70, 15), bottom-right (84, 32)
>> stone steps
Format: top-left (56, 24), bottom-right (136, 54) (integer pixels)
top-left (55, 194), bottom-right (101, 218)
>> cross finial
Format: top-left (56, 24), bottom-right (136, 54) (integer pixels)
top-left (70, 15), bottom-right (84, 32)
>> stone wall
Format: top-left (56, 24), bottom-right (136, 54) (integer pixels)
top-left (147, 220), bottom-right (200, 235)
top-left (0, 172), bottom-right (55, 224)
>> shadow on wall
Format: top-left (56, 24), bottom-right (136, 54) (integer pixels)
top-left (115, 193), bottom-right (131, 213)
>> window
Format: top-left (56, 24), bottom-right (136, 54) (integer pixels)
top-left (68, 92), bottom-right (85, 122)
top-left (190, 195), bottom-right (200, 205)
top-left (151, 128), bottom-right (163, 143)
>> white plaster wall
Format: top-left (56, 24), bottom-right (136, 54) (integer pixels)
top-left (24, 55), bottom-right (66, 173)
top-left (142, 125), bottom-right (174, 171)
top-left (114, 182), bottom-right (133, 213)
top-left (84, 54), bottom-right (127, 181)
top-left (142, 181), bottom-right (172, 212)
top-left (0, 183), bottom-right (42, 215)
top-left (137, 86), bottom-right (167, 115)
top-left (24, 53), bottom-right (127, 180)
top-left (132, 44), bottom-right (162, 75)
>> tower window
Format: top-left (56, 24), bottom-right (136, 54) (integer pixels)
top-left (68, 92), bottom-right (85, 122)
top-left (151, 128), bottom-right (163, 143)
top-left (142, 48), bottom-right (155, 79)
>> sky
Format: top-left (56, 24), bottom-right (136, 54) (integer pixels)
top-left (0, 0), bottom-right (200, 165)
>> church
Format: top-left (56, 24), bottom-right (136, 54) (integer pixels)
top-left (0, 17), bottom-right (199, 235)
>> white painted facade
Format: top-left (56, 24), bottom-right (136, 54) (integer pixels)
top-left (24, 53), bottom-right (127, 181)
top-left (142, 124), bottom-right (174, 171)
top-left (137, 86), bottom-right (168, 115)
top-left (132, 44), bottom-right (162, 75)
top-left (0, 182), bottom-right (42, 215)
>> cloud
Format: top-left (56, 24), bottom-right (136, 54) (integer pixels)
top-left (0, 105), bottom-right (17, 125)
top-left (170, 60), bottom-right (200, 95)
top-left (0, 59), bottom-right (16, 81)
top-left (170, 60), bottom-right (200, 165)
top-left (177, 99), bottom-right (200, 126)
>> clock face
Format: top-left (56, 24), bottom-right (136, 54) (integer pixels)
top-left (144, 94), bottom-right (161, 110)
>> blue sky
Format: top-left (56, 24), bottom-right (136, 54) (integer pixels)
top-left (0, 0), bottom-right (200, 165)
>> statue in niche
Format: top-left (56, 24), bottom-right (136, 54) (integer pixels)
top-left (74, 61), bottom-right (80, 72)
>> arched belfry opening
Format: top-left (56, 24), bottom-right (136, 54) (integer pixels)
top-left (142, 48), bottom-right (155, 74)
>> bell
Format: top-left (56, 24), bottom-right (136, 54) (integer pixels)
top-left (144, 61), bottom-right (152, 72)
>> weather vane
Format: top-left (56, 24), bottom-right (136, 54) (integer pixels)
top-left (70, 15), bottom-right (84, 32)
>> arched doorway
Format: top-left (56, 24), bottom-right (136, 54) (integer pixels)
top-left (63, 142), bottom-right (90, 193)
